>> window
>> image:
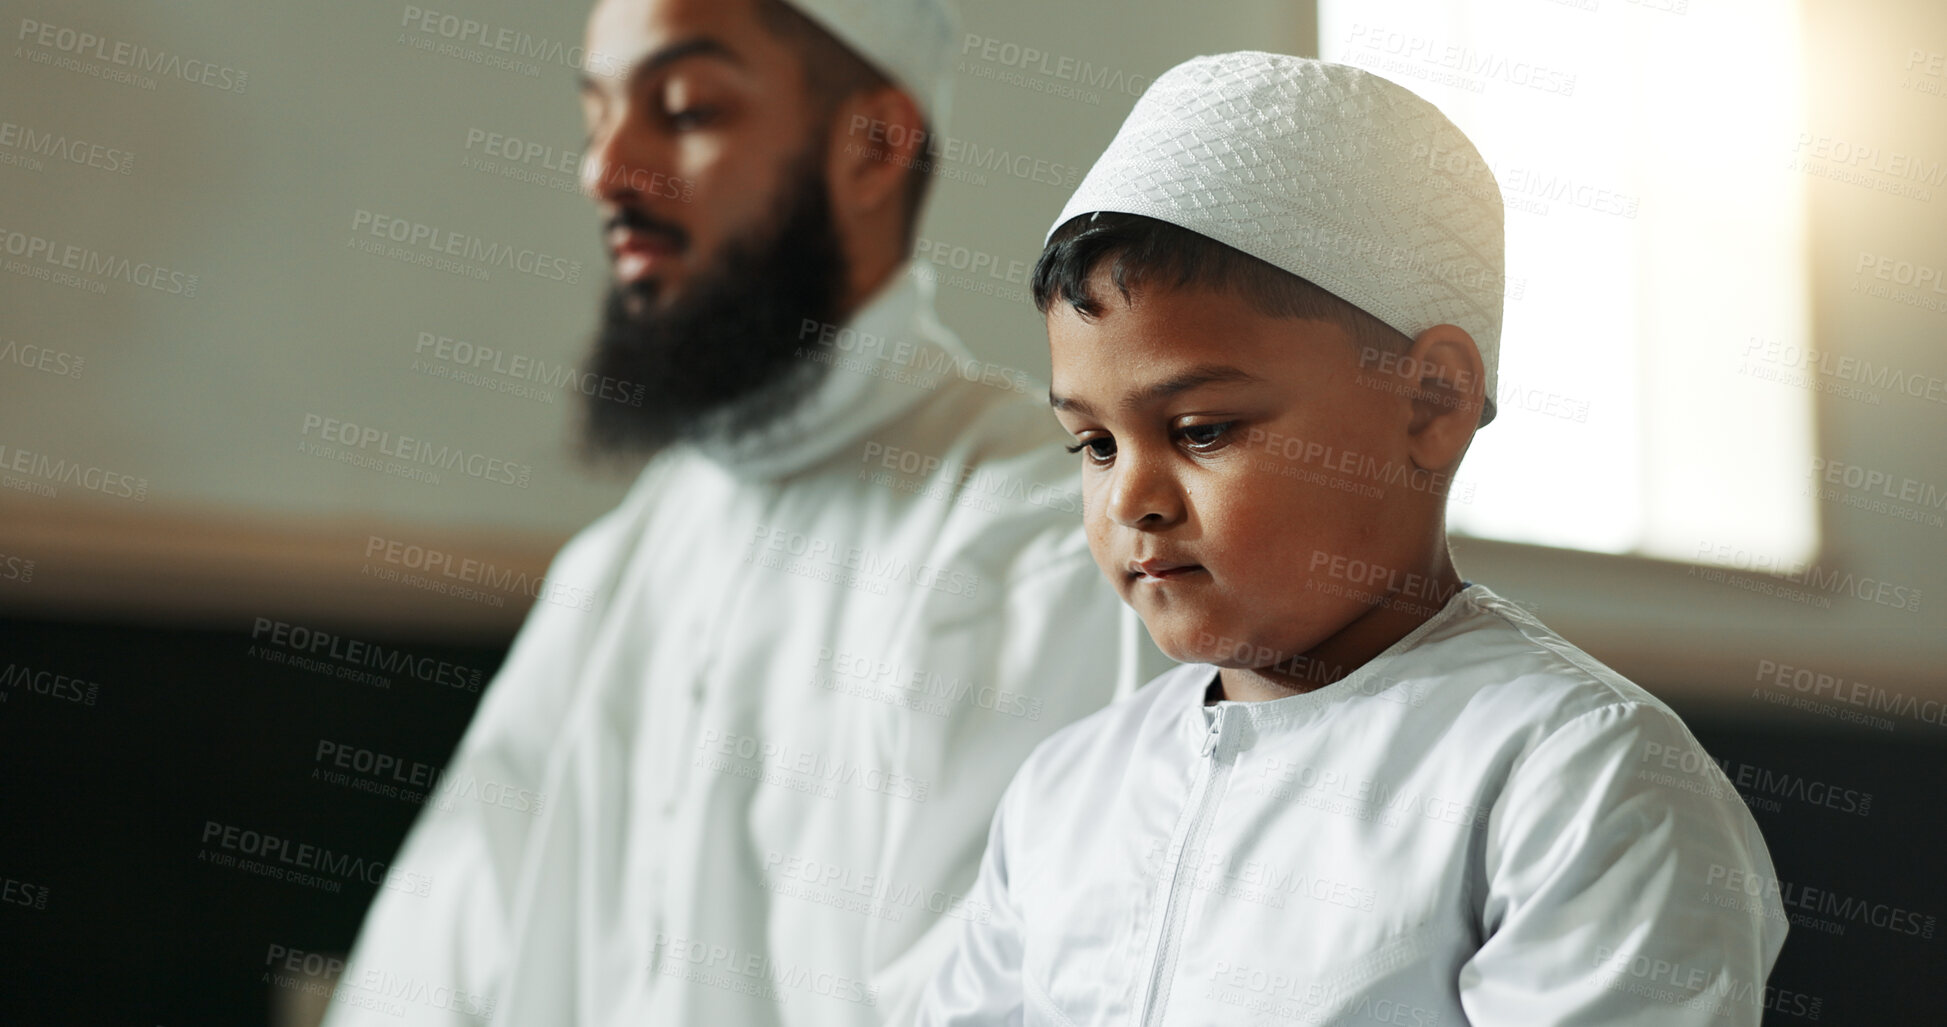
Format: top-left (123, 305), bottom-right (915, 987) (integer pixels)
top-left (1319, 0), bottom-right (1816, 565)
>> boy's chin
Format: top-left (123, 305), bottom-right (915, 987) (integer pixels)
top-left (1143, 617), bottom-right (1253, 668)
top-left (1144, 613), bottom-right (1329, 675)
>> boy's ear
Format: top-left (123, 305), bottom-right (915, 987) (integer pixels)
top-left (1401, 324), bottom-right (1485, 472)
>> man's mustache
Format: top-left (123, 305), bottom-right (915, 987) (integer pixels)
top-left (604, 206), bottom-right (689, 252)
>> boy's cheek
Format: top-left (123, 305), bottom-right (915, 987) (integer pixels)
top-left (1080, 494), bottom-right (1120, 575)
top-left (1089, 550), bottom-right (1129, 598)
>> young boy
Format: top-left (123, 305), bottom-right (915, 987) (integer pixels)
top-left (914, 52), bottom-right (1788, 1026)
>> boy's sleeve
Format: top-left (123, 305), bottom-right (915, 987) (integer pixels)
top-left (1457, 702), bottom-right (1790, 1026)
top-left (911, 766), bottom-right (1031, 1027)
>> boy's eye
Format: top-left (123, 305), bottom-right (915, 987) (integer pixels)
top-left (1179, 422), bottom-right (1234, 450)
top-left (1064, 437), bottom-right (1116, 464)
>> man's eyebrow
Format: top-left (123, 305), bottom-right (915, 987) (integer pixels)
top-left (576, 36), bottom-right (741, 94)
top-left (1050, 364), bottom-right (1266, 416)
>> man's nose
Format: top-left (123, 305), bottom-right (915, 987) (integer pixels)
top-left (581, 112), bottom-right (657, 204)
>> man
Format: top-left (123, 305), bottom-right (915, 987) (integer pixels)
top-left (320, 0), bottom-right (1168, 1024)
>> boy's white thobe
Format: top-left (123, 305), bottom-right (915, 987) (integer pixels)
top-left (917, 585), bottom-right (1790, 1026)
top-left (320, 268), bottom-right (1168, 1027)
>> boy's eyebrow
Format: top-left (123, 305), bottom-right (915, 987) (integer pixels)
top-left (576, 36), bottom-right (741, 95)
top-left (1049, 364), bottom-right (1267, 416)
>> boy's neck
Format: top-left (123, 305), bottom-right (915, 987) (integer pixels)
top-left (1213, 550), bottom-right (1466, 704)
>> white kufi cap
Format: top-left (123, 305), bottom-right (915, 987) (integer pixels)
top-left (780, 0), bottom-right (957, 124)
top-left (1051, 52), bottom-right (1506, 425)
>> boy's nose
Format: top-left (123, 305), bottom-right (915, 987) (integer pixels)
top-left (1104, 455), bottom-right (1185, 529)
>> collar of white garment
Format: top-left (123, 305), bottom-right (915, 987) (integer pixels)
top-left (685, 262), bottom-right (975, 480)
top-left (1188, 582), bottom-right (1489, 747)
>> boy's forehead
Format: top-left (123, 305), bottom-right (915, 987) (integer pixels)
top-left (1047, 284), bottom-right (1350, 363)
top-left (1047, 295), bottom-right (1348, 409)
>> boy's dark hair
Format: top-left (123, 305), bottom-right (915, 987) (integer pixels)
top-left (1031, 212), bottom-right (1412, 357)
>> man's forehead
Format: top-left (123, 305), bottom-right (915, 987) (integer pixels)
top-left (585, 0), bottom-right (759, 72)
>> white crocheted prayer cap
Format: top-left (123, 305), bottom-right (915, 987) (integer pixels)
top-left (781, 0), bottom-right (956, 123)
top-left (1051, 51), bottom-right (1505, 425)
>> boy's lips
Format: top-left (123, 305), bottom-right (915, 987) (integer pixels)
top-left (1130, 558), bottom-right (1205, 582)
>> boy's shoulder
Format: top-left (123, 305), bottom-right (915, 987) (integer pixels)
top-left (1423, 583), bottom-right (1684, 740)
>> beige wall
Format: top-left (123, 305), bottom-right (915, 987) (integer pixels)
top-left (3, 0), bottom-right (1943, 711)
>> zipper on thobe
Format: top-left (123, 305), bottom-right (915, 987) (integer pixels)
top-left (1137, 704), bottom-right (1237, 1024)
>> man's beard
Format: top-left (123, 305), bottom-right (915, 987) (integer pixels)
top-left (579, 146), bottom-right (847, 460)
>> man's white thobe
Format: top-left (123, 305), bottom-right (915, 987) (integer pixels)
top-left (322, 268), bottom-right (1168, 1027)
top-left (917, 584), bottom-right (1790, 1026)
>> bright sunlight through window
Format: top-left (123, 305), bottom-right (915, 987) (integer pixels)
top-left (1318, 0), bottom-right (1817, 566)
